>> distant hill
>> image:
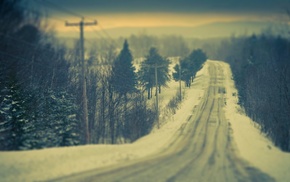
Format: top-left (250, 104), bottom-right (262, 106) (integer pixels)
top-left (57, 21), bottom-right (281, 39)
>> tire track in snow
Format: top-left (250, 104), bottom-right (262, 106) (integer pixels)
top-left (51, 61), bottom-right (274, 182)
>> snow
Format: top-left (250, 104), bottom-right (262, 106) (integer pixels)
top-left (222, 60), bottom-right (290, 182)
top-left (1, 60), bottom-right (290, 182)
top-left (0, 62), bottom-right (208, 182)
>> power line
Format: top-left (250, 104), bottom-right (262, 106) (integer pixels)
top-left (89, 27), bottom-right (115, 49)
top-left (0, 30), bottom-right (111, 68)
top-left (0, 50), bottom-right (52, 80)
top-left (8, 3), bottom-right (82, 40)
top-left (34, 0), bottom-right (84, 19)
top-left (98, 23), bottom-right (116, 43)
top-left (90, 27), bottom-right (108, 42)
top-left (38, 1), bottom-right (115, 41)
top-left (3, 0), bottom-right (129, 75)
top-left (19, 2), bottom-right (68, 23)
top-left (0, 33), bottom-right (39, 48)
top-left (32, 1), bottom-right (116, 48)
top-left (33, 0), bottom-right (117, 47)
top-left (0, 49), bottom-right (77, 90)
top-left (41, 13), bottom-right (68, 23)
top-left (0, 48), bottom-right (138, 92)
top-left (77, 16), bottom-right (117, 44)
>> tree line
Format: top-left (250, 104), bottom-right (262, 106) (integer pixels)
top-left (117, 34), bottom-right (190, 58)
top-left (216, 35), bottom-right (290, 151)
top-left (172, 49), bottom-right (207, 87)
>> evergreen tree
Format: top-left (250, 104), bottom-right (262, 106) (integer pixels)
top-left (138, 47), bottom-right (170, 99)
top-left (110, 40), bottom-right (137, 140)
top-left (49, 91), bottom-right (79, 147)
top-left (0, 74), bottom-right (29, 150)
top-left (0, 0), bottom-right (29, 150)
top-left (173, 60), bottom-right (192, 87)
top-left (20, 90), bottom-right (80, 149)
top-left (0, 0), bottom-right (81, 150)
top-left (111, 40), bottom-right (137, 96)
top-left (187, 49), bottom-right (207, 80)
top-left (173, 49), bottom-right (207, 87)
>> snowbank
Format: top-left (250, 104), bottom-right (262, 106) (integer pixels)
top-left (0, 63), bottom-right (208, 181)
top-left (222, 60), bottom-right (290, 182)
top-left (2, 60), bottom-right (289, 182)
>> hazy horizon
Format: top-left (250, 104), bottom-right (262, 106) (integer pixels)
top-left (55, 20), bottom-right (285, 39)
top-left (30, 0), bottom-right (289, 39)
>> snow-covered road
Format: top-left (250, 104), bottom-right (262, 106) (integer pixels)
top-left (2, 60), bottom-right (290, 182)
top-left (51, 61), bottom-right (273, 182)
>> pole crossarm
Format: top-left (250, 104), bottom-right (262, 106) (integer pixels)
top-left (65, 20), bottom-right (97, 27)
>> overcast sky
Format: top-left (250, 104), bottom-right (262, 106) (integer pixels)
top-left (43, 0), bottom-right (289, 14)
top-left (32, 0), bottom-right (290, 38)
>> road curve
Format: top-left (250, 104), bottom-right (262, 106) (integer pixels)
top-left (52, 61), bottom-right (274, 182)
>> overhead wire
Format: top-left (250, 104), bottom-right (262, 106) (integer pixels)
top-left (34, 0), bottom-right (84, 19)
top-left (35, 0), bottom-right (116, 43)
top-left (3, 0), bottom-right (124, 69)
top-left (88, 27), bottom-right (114, 49)
top-left (34, 1), bottom-right (117, 52)
top-left (98, 23), bottom-right (116, 43)
top-left (2, 2), bottom-right (157, 114)
top-left (33, 0), bottom-right (118, 46)
top-left (21, 1), bottom-right (68, 23)
top-left (16, 2), bottom-right (81, 40)
top-left (0, 2), bottom-right (116, 91)
top-left (0, 33), bottom-right (40, 48)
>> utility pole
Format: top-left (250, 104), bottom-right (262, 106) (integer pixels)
top-left (66, 18), bottom-right (97, 144)
top-left (143, 63), bottom-right (167, 129)
top-left (154, 63), bottom-right (159, 129)
top-left (179, 62), bottom-right (182, 101)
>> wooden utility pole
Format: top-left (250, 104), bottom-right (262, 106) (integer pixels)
top-left (143, 63), bottom-right (168, 129)
top-left (154, 63), bottom-right (159, 129)
top-left (179, 62), bottom-right (182, 101)
top-left (66, 18), bottom-right (97, 144)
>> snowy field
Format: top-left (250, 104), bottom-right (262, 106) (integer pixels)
top-left (1, 60), bottom-right (290, 181)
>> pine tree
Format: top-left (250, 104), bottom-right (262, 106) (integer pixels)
top-left (138, 47), bottom-right (170, 99)
top-left (187, 49), bottom-right (207, 81)
top-left (0, 0), bottom-right (81, 150)
top-left (173, 49), bottom-right (207, 88)
top-left (21, 90), bottom-right (80, 149)
top-left (173, 58), bottom-right (192, 87)
top-left (111, 40), bottom-right (137, 96)
top-left (0, 75), bottom-right (29, 150)
top-left (110, 40), bottom-right (137, 141)
top-left (52, 91), bottom-right (79, 147)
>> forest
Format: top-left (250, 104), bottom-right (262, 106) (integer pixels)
top-left (0, 0), bottom-right (206, 150)
top-left (214, 35), bottom-right (290, 151)
top-left (0, 0), bottom-right (154, 150)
